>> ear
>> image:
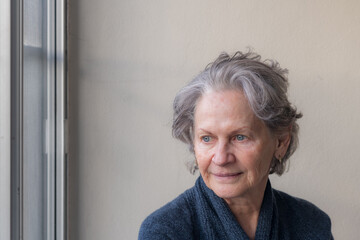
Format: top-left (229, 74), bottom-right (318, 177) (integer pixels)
top-left (274, 131), bottom-right (291, 160)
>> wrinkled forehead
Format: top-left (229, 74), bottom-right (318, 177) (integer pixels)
top-left (193, 88), bottom-right (273, 135)
top-left (195, 87), bottom-right (248, 114)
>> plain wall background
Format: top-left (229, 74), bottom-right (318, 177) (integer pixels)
top-left (68, 0), bottom-right (360, 239)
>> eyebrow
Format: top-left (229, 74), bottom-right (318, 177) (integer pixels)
top-left (196, 128), bottom-right (212, 135)
top-left (196, 127), bottom-right (252, 135)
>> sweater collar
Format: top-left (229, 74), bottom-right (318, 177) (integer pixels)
top-left (197, 176), bottom-right (277, 240)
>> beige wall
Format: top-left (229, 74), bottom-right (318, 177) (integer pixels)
top-left (69, 0), bottom-right (360, 239)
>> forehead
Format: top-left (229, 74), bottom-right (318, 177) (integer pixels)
top-left (198, 89), bottom-right (247, 110)
top-left (194, 89), bottom-right (264, 131)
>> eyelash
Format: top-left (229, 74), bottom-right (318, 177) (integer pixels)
top-left (201, 136), bottom-right (212, 142)
top-left (200, 135), bottom-right (247, 143)
top-left (235, 135), bottom-right (246, 141)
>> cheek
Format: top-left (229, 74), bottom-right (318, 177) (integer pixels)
top-left (240, 147), bottom-right (272, 174)
top-left (195, 150), bottom-right (209, 166)
top-left (194, 146), bottom-right (212, 172)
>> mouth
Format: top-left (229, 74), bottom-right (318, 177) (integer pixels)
top-left (212, 172), bottom-right (242, 178)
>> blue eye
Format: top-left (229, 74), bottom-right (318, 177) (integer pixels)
top-left (236, 135), bottom-right (245, 141)
top-left (202, 136), bottom-right (211, 142)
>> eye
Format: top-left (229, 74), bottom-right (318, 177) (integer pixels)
top-left (235, 135), bottom-right (246, 141)
top-left (201, 136), bottom-right (211, 142)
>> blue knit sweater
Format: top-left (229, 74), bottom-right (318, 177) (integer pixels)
top-left (139, 177), bottom-right (333, 240)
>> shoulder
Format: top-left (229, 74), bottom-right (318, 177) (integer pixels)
top-left (273, 188), bottom-right (333, 239)
top-left (273, 188), bottom-right (331, 223)
top-left (138, 187), bottom-right (196, 240)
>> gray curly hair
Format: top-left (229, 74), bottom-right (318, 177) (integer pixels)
top-left (172, 50), bottom-right (302, 175)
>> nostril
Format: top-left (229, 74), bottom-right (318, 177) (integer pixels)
top-left (212, 150), bottom-right (236, 165)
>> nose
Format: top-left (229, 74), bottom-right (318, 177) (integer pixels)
top-left (212, 140), bottom-right (235, 165)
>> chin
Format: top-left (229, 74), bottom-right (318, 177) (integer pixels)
top-left (210, 182), bottom-right (246, 200)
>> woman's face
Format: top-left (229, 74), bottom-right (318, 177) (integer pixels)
top-left (193, 90), bottom-right (282, 202)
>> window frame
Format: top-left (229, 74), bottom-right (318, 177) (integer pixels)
top-left (10, 0), bottom-right (68, 239)
top-left (0, 0), bottom-right (11, 239)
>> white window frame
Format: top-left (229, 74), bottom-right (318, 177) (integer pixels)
top-left (0, 0), bottom-right (11, 239)
top-left (6, 0), bottom-right (68, 239)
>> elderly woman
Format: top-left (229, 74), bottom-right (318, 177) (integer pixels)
top-left (139, 51), bottom-right (333, 240)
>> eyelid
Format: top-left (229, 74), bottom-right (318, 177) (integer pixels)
top-left (233, 134), bottom-right (246, 141)
top-left (201, 135), bottom-right (212, 143)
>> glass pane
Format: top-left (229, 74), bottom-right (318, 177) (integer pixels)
top-left (23, 0), bottom-right (46, 238)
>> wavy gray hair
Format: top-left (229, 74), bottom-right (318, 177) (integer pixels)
top-left (172, 51), bottom-right (302, 175)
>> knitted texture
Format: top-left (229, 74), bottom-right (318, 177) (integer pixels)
top-left (139, 177), bottom-right (333, 240)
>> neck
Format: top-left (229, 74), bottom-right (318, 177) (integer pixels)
top-left (224, 178), bottom-right (268, 240)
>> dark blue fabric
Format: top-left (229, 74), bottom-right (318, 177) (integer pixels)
top-left (139, 177), bottom-right (333, 240)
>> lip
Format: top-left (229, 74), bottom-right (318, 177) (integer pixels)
top-left (211, 172), bottom-right (243, 182)
top-left (212, 172), bottom-right (242, 177)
